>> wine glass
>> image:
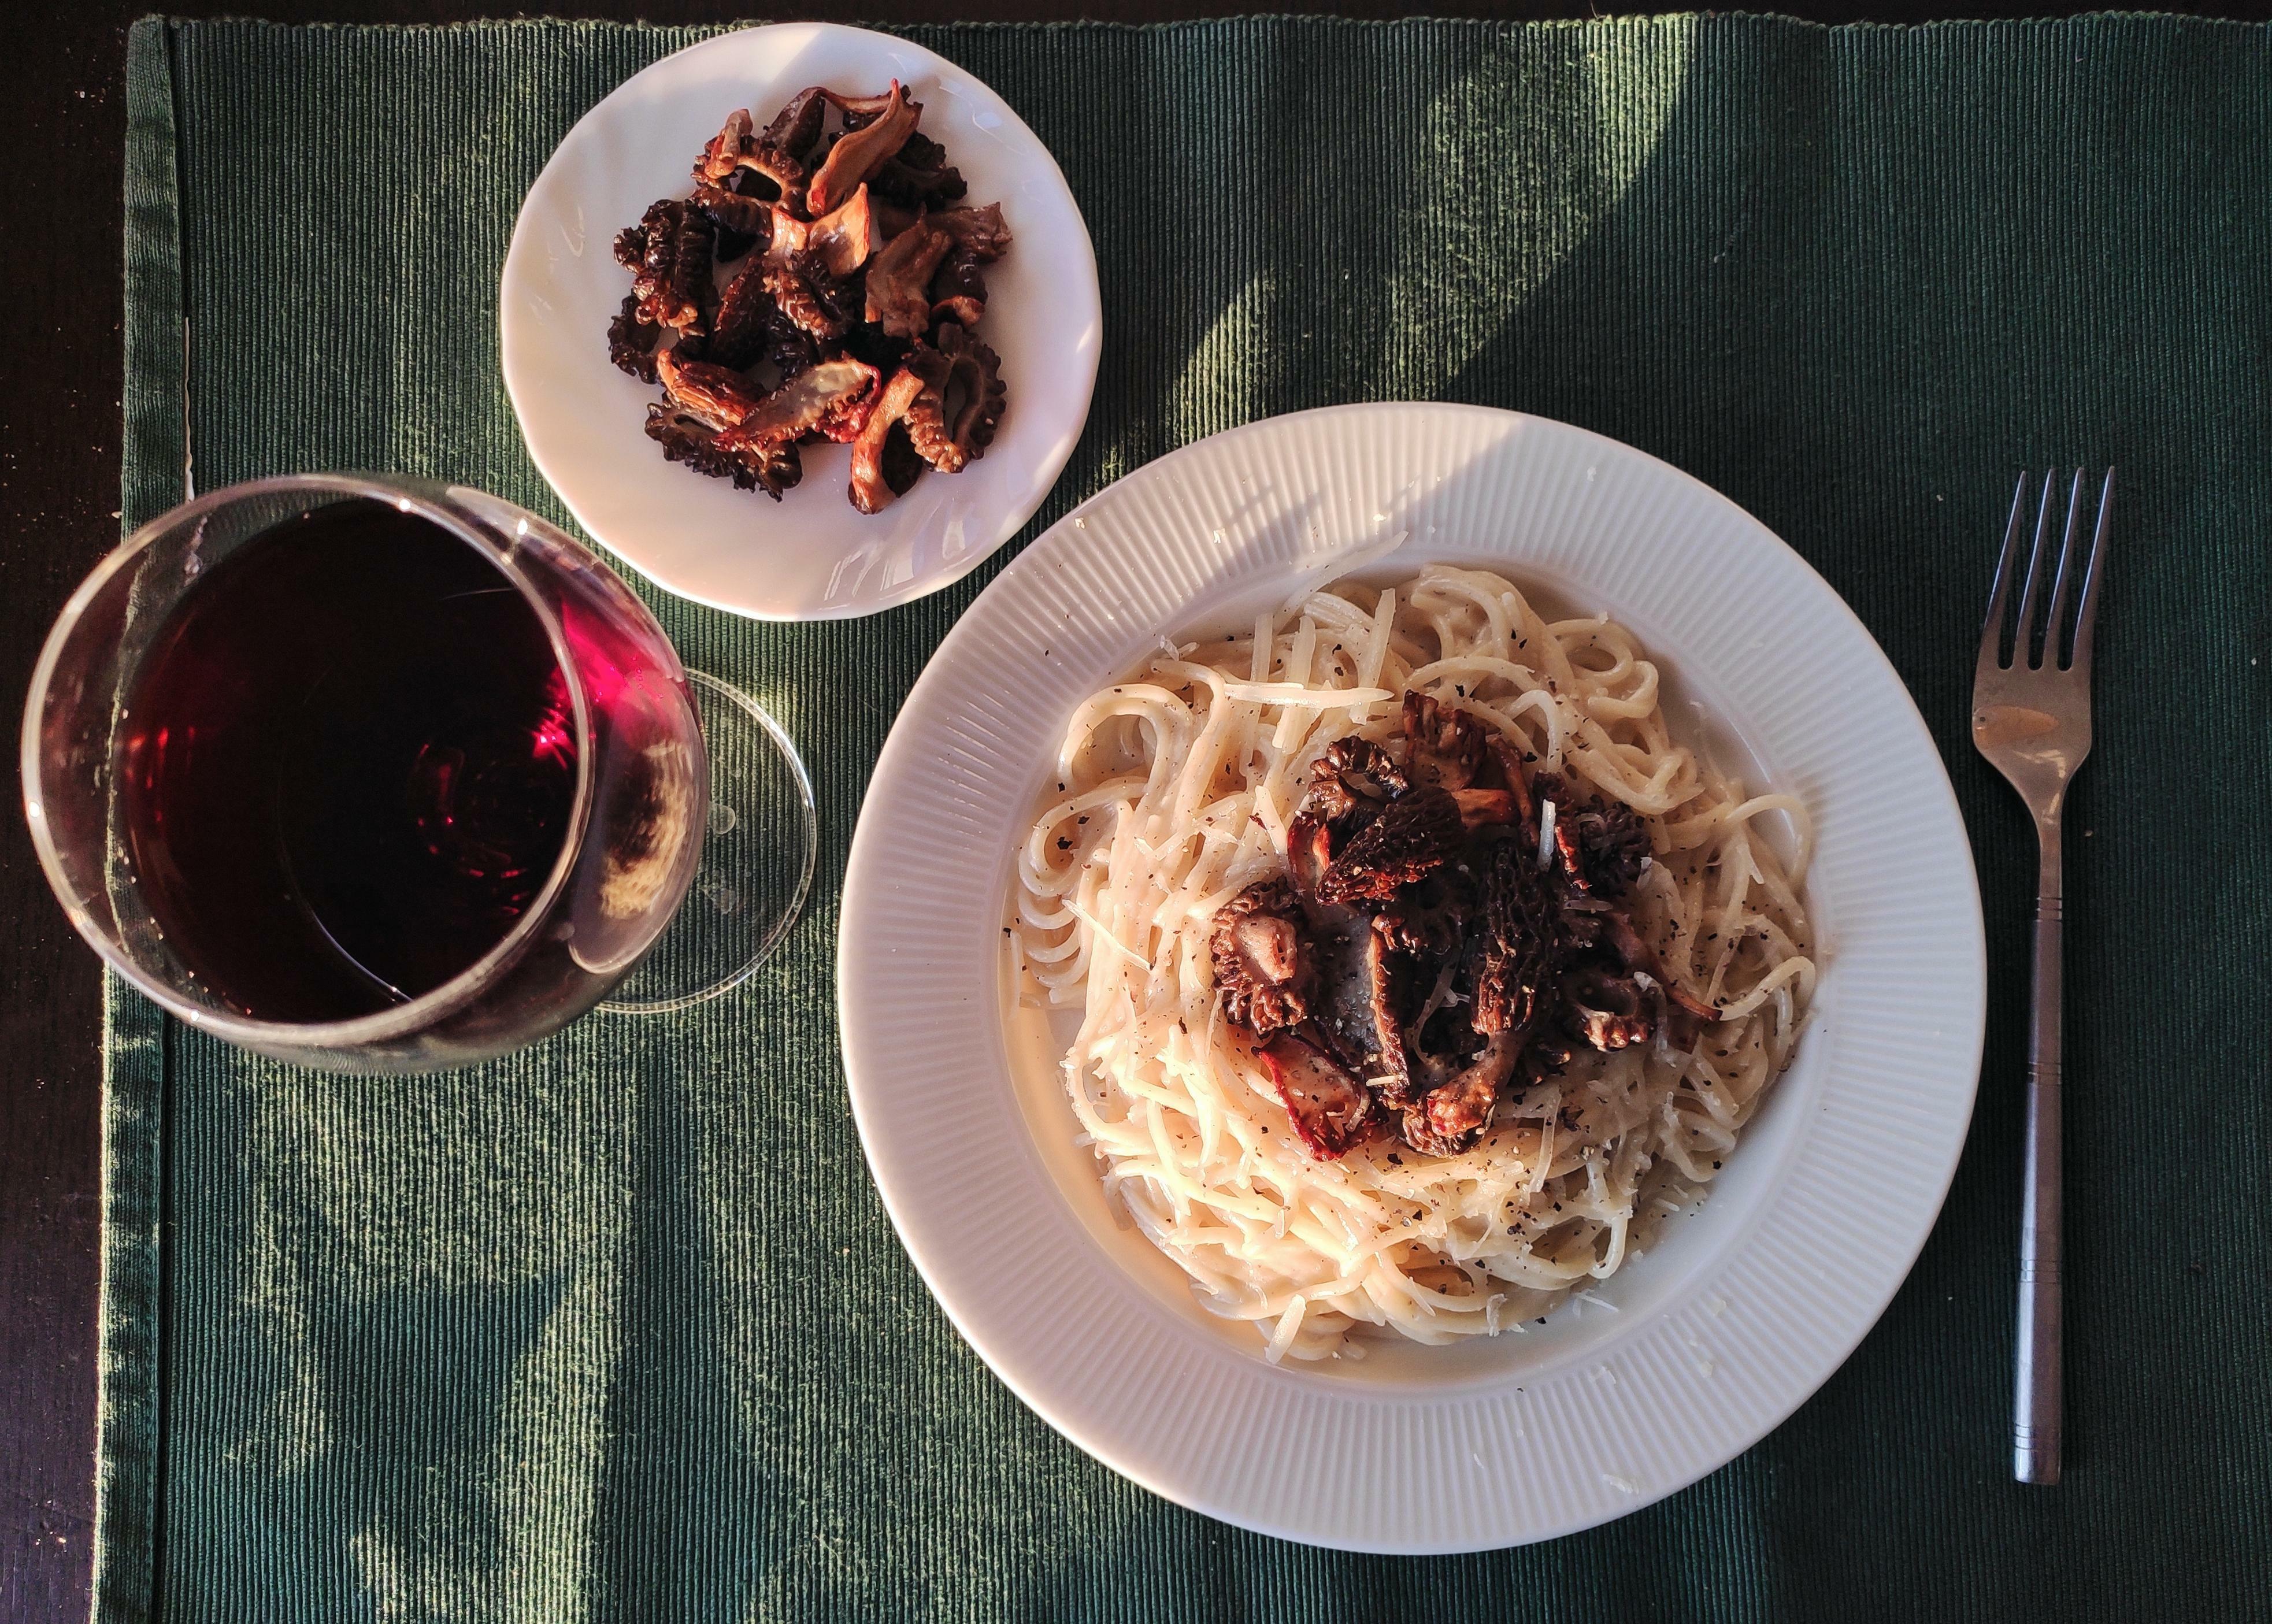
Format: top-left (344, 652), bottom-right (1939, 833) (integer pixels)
top-left (20, 473), bottom-right (815, 1072)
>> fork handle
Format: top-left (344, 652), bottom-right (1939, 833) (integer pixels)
top-left (2015, 821), bottom-right (2064, 1484)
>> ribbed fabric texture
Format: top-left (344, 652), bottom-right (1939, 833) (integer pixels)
top-left (106, 16), bottom-right (2269, 1622)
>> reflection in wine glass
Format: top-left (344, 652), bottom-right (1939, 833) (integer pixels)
top-left (596, 672), bottom-right (815, 1015)
top-left (21, 473), bottom-right (816, 1073)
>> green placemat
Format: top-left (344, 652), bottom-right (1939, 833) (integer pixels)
top-left (103, 13), bottom-right (2270, 1621)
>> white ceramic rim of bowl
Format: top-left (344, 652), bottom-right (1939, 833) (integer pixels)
top-left (837, 403), bottom-right (1985, 1551)
top-left (499, 23), bottom-right (1102, 621)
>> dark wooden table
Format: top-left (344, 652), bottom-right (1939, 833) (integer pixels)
top-left (2, 2), bottom-right (2262, 1618)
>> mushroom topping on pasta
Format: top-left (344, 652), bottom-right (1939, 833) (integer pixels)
top-left (1206, 877), bottom-right (1311, 1035)
top-left (1209, 689), bottom-right (1715, 1161)
top-left (1013, 566), bottom-right (1817, 1360)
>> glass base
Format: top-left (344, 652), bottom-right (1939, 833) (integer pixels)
top-left (598, 670), bottom-right (816, 1014)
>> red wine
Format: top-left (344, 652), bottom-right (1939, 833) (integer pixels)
top-left (118, 501), bottom-right (580, 1022)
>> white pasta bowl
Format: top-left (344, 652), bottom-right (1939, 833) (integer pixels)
top-left (500, 23), bottom-right (1101, 620)
top-left (837, 403), bottom-right (1985, 1549)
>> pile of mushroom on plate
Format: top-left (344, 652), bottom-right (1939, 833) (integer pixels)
top-left (606, 81), bottom-right (1011, 512)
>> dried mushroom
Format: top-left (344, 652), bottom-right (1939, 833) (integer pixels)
top-left (762, 258), bottom-right (847, 342)
top-left (928, 249), bottom-right (988, 329)
top-left (929, 202), bottom-right (1010, 259)
top-left (718, 357), bottom-right (879, 450)
top-left (655, 346), bottom-right (765, 428)
top-left (847, 368), bottom-right (928, 514)
top-left (695, 107), bottom-right (806, 204)
top-left (644, 405), bottom-right (801, 500)
top-left (706, 256), bottom-right (781, 370)
top-left (606, 295), bottom-right (664, 383)
top-left (690, 180), bottom-right (772, 254)
top-left (618, 198), bottom-right (715, 334)
top-left (807, 83), bottom-right (917, 214)
top-left (606, 81), bottom-right (1013, 512)
top-left (902, 325), bottom-right (1006, 473)
top-left (648, 346), bottom-right (879, 505)
top-left (865, 225), bottom-right (954, 339)
top-left (759, 87), bottom-right (829, 157)
top-left (870, 131), bottom-right (968, 210)
top-left (803, 186), bottom-right (881, 277)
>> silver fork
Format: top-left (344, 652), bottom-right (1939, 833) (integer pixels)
top-left (1972, 467), bottom-right (2112, 1487)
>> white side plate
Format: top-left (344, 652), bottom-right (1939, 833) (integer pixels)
top-left (839, 403), bottom-right (1985, 1551)
top-left (502, 23), bottom-right (1101, 621)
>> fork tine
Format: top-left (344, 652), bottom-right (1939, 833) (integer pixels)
top-left (2069, 466), bottom-right (2114, 670)
top-left (1981, 470), bottom-right (2033, 669)
top-left (2044, 468), bottom-right (2088, 668)
top-left (2013, 469), bottom-right (2062, 668)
